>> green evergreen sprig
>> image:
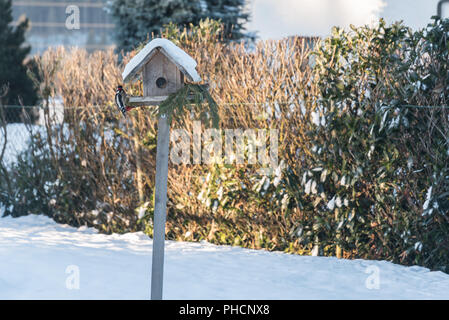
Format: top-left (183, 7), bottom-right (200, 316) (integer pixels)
top-left (158, 83), bottom-right (219, 128)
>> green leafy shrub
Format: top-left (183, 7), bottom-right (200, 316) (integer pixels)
top-left (294, 18), bottom-right (449, 271)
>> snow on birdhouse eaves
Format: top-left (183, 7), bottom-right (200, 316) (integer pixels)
top-left (122, 38), bottom-right (202, 83)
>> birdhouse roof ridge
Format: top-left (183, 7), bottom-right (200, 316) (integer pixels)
top-left (122, 38), bottom-right (202, 83)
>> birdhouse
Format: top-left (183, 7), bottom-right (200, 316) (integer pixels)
top-left (120, 38), bottom-right (202, 107)
top-left (115, 38), bottom-right (210, 301)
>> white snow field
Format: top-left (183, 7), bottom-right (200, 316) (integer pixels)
top-left (1, 214), bottom-right (449, 300)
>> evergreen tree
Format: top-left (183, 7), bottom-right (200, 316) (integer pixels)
top-left (108, 0), bottom-right (252, 53)
top-left (202, 0), bottom-right (251, 41)
top-left (108, 0), bottom-right (204, 53)
top-left (0, 0), bottom-right (37, 106)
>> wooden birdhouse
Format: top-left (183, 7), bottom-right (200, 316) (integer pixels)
top-left (118, 38), bottom-right (205, 301)
top-left (122, 38), bottom-right (201, 106)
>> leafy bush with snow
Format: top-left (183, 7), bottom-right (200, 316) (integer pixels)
top-left (294, 18), bottom-right (449, 271)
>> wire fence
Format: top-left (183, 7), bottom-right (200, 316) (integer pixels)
top-left (2, 101), bottom-right (449, 168)
top-left (0, 105), bottom-right (41, 167)
top-left (0, 101), bottom-right (265, 168)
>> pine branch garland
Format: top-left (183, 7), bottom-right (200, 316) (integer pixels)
top-left (158, 83), bottom-right (219, 128)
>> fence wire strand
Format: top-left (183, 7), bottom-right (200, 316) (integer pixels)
top-left (1, 102), bottom-right (448, 170)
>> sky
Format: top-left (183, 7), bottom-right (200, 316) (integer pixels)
top-left (247, 0), bottom-right (445, 39)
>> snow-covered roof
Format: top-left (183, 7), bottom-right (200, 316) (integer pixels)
top-left (122, 38), bottom-right (202, 83)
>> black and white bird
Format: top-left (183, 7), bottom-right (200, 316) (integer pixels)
top-left (115, 85), bottom-right (129, 116)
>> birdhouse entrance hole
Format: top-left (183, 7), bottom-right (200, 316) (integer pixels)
top-left (156, 77), bottom-right (167, 89)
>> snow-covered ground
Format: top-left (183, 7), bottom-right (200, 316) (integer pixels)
top-left (1, 214), bottom-right (449, 299)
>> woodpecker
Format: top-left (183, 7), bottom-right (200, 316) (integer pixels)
top-left (115, 85), bottom-right (131, 116)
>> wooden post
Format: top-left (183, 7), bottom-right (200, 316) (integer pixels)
top-left (151, 113), bottom-right (170, 300)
